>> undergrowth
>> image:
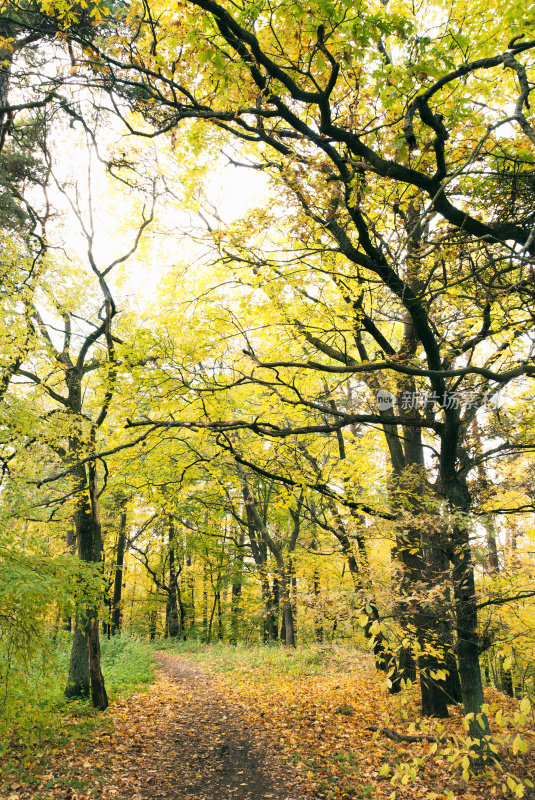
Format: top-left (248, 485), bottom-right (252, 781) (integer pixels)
top-left (0, 633), bottom-right (155, 761)
top-left (154, 639), bottom-right (371, 680)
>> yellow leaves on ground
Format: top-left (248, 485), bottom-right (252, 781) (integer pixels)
top-left (191, 651), bottom-right (535, 800)
top-left (2, 651), bottom-right (535, 800)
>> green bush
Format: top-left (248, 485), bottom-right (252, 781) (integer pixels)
top-left (100, 633), bottom-right (155, 694)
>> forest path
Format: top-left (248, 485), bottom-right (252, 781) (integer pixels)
top-left (129, 651), bottom-right (307, 800)
top-left (0, 651), bottom-right (312, 800)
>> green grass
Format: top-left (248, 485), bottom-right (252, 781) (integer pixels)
top-left (153, 638), bottom-right (369, 680)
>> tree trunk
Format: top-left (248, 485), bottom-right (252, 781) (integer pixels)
top-left (498, 657), bottom-right (514, 697)
top-left (88, 618), bottom-right (108, 710)
top-left (148, 596), bottom-right (157, 640)
top-left (239, 470), bottom-right (296, 647)
top-left (398, 647), bottom-right (416, 682)
top-left (64, 460), bottom-right (107, 709)
top-left (202, 566), bottom-right (208, 640)
top-left (87, 462), bottom-right (108, 710)
top-left (390, 461), bottom-right (462, 715)
top-left (451, 528), bottom-right (491, 741)
top-left (310, 518), bottom-right (324, 644)
top-left (207, 590), bottom-right (218, 644)
top-left (260, 575), bottom-right (277, 642)
top-left (64, 618), bottom-right (90, 698)
top-left (230, 530), bottom-right (244, 645)
top-left (291, 564), bottom-right (297, 641)
top-left (111, 499), bottom-right (128, 635)
top-left (63, 522), bottom-right (76, 632)
top-left (396, 522), bottom-right (450, 718)
top-left (65, 472), bottom-right (93, 699)
top-left (217, 591), bottom-right (223, 640)
top-left (167, 518), bottom-right (183, 638)
top-left (312, 564), bottom-right (323, 644)
top-left (245, 512), bottom-right (277, 642)
top-left (186, 554), bottom-right (195, 631)
top-left (279, 566), bottom-right (296, 647)
top-left (485, 517), bottom-right (500, 574)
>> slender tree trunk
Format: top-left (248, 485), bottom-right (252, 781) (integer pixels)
top-left (167, 518), bottom-right (182, 638)
top-left (207, 590), bottom-right (218, 644)
top-left (87, 462), bottom-right (108, 710)
top-left (259, 575), bottom-right (276, 642)
top-left (186, 554), bottom-right (195, 631)
top-left (281, 571), bottom-right (296, 647)
top-left (274, 562), bottom-right (295, 647)
top-left (270, 575), bottom-right (280, 641)
top-left (217, 591), bottom-right (223, 640)
top-left (63, 522), bottom-right (76, 632)
top-left (202, 565), bottom-right (208, 641)
top-left (485, 517), bottom-right (500, 574)
top-left (240, 469), bottom-right (296, 647)
top-left (291, 559), bottom-right (298, 643)
top-left (246, 514), bottom-right (276, 642)
top-left (230, 530), bottom-right (244, 645)
top-left (111, 499), bottom-right (128, 635)
top-left (312, 568), bottom-right (323, 644)
top-left (310, 522), bottom-right (324, 643)
top-left (165, 596), bottom-right (171, 638)
top-left (148, 587), bottom-right (157, 641)
top-left (499, 658), bottom-right (514, 697)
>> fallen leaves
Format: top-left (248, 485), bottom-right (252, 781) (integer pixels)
top-left (183, 648), bottom-right (535, 800)
top-left (2, 649), bottom-right (535, 800)
top-left (0, 653), bottom-right (310, 800)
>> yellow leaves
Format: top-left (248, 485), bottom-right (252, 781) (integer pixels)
top-left (504, 774), bottom-right (525, 797)
top-left (512, 734), bottom-right (528, 755)
top-left (519, 697), bottom-right (531, 716)
top-left (38, 0), bottom-right (109, 27)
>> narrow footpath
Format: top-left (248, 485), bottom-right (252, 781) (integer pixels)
top-left (94, 652), bottom-right (311, 800)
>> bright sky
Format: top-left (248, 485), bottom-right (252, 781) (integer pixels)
top-left (46, 112), bottom-right (270, 311)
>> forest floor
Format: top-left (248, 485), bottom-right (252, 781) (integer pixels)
top-left (2, 646), bottom-right (535, 800)
top-left (1, 651), bottom-right (310, 800)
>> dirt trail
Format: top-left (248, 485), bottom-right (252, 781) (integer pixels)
top-left (1, 652), bottom-right (311, 800)
top-left (135, 652), bottom-right (307, 800)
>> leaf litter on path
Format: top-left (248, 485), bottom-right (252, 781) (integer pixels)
top-left (1, 652), bottom-right (311, 800)
top-left (3, 651), bottom-right (535, 800)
